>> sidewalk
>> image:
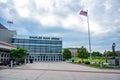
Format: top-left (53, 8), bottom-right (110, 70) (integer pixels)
top-left (0, 65), bottom-right (9, 69)
top-left (0, 62), bottom-right (120, 80)
top-left (19, 62), bottom-right (120, 73)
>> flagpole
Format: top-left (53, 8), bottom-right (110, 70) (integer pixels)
top-left (86, 10), bottom-right (92, 64)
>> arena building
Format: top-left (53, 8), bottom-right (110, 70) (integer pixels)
top-left (12, 36), bottom-right (62, 62)
top-left (0, 23), bottom-right (62, 63)
top-left (0, 24), bottom-right (16, 65)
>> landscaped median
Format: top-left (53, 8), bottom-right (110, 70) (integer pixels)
top-left (69, 57), bottom-right (120, 69)
top-left (83, 63), bottom-right (120, 69)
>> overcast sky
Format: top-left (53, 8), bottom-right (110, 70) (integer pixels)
top-left (0, 0), bottom-right (120, 53)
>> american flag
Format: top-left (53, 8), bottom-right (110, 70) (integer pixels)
top-left (80, 10), bottom-right (87, 16)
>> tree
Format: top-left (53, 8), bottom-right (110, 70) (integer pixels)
top-left (10, 47), bottom-right (29, 59)
top-left (106, 51), bottom-right (113, 57)
top-left (77, 46), bottom-right (88, 62)
top-left (92, 51), bottom-right (102, 57)
top-left (63, 49), bottom-right (72, 60)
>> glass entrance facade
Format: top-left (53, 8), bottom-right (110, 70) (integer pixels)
top-left (12, 36), bottom-right (62, 62)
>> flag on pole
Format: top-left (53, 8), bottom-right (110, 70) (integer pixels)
top-left (80, 10), bottom-right (87, 16)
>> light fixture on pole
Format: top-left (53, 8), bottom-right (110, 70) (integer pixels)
top-left (7, 21), bottom-right (13, 28)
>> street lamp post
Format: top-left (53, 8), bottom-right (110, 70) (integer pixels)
top-left (7, 21), bottom-right (13, 28)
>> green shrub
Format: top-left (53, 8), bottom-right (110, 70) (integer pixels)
top-left (16, 62), bottom-right (20, 65)
top-left (78, 61), bottom-right (81, 64)
top-left (85, 61), bottom-right (90, 64)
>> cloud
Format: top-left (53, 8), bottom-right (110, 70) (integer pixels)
top-left (0, 0), bottom-right (120, 52)
top-left (80, 0), bottom-right (120, 35)
top-left (62, 14), bottom-right (82, 30)
top-left (12, 26), bottom-right (29, 35)
top-left (1, 0), bottom-right (120, 31)
top-left (0, 0), bottom-right (8, 3)
top-left (38, 14), bottom-right (62, 27)
top-left (1, 0), bottom-right (119, 35)
top-left (12, 0), bottom-right (30, 18)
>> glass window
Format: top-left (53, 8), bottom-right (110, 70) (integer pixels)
top-left (18, 39), bottom-right (25, 43)
top-left (24, 39), bottom-right (29, 43)
top-left (14, 39), bottom-right (19, 43)
top-left (24, 45), bottom-right (29, 49)
top-left (29, 40), bottom-right (36, 44)
top-left (36, 40), bottom-right (40, 44)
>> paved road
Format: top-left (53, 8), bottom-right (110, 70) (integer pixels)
top-left (0, 62), bottom-right (120, 80)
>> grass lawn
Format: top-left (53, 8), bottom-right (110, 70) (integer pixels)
top-left (84, 64), bottom-right (120, 69)
top-left (70, 57), bottom-right (120, 69)
top-left (71, 57), bottom-right (106, 63)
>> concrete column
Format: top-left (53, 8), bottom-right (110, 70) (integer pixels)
top-left (46, 56), bottom-right (48, 61)
top-left (60, 55), bottom-right (61, 61)
top-left (38, 55), bottom-right (40, 61)
top-left (39, 56), bottom-right (41, 61)
top-left (24, 57), bottom-right (26, 64)
top-left (57, 56), bottom-right (59, 61)
top-left (50, 55), bottom-right (53, 61)
top-left (55, 56), bottom-right (57, 61)
top-left (34, 56), bottom-right (35, 61)
top-left (41, 56), bottom-right (43, 61)
top-left (49, 55), bottom-right (51, 61)
top-left (38, 56), bottom-right (39, 61)
top-left (37, 56), bottom-right (38, 61)
top-left (36, 56), bottom-right (37, 61)
top-left (4, 53), bottom-right (6, 61)
top-left (45, 56), bottom-right (47, 61)
top-left (10, 60), bottom-right (13, 69)
top-left (2, 53), bottom-right (4, 61)
top-left (119, 58), bottom-right (120, 67)
top-left (57, 55), bottom-right (58, 61)
top-left (27, 56), bottom-right (29, 63)
top-left (6, 54), bottom-right (8, 61)
top-left (58, 55), bottom-right (60, 61)
top-left (4, 53), bottom-right (7, 61)
top-left (53, 56), bottom-right (55, 61)
top-left (0, 54), bottom-right (1, 63)
top-left (48, 55), bottom-right (50, 61)
top-left (59, 55), bottom-right (61, 61)
top-left (1, 53), bottom-right (3, 63)
top-left (45, 56), bottom-right (46, 61)
top-left (58, 55), bottom-right (59, 61)
top-left (40, 56), bottom-right (41, 61)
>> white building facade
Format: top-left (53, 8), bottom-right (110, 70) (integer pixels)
top-left (0, 41), bottom-right (16, 65)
